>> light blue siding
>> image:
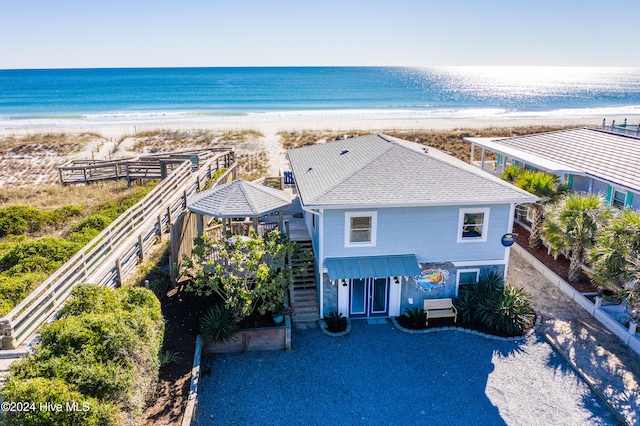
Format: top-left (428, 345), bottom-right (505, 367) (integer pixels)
top-left (591, 180), bottom-right (610, 198)
top-left (630, 192), bottom-right (640, 211)
top-left (571, 175), bottom-right (591, 193)
top-left (321, 204), bottom-right (511, 263)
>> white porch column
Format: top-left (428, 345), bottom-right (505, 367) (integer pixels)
top-left (388, 276), bottom-right (402, 317)
top-left (470, 144), bottom-right (475, 165)
top-left (481, 148), bottom-right (486, 169)
top-left (338, 279), bottom-right (349, 317)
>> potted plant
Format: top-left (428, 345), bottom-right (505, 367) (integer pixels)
top-left (602, 288), bottom-right (615, 302)
top-left (271, 303), bottom-right (290, 325)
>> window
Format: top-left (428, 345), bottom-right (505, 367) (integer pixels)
top-left (456, 268), bottom-right (480, 296)
top-left (611, 188), bottom-right (627, 209)
top-left (457, 207), bottom-right (490, 243)
top-left (344, 211), bottom-right (377, 247)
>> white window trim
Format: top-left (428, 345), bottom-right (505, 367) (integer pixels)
top-left (456, 268), bottom-right (480, 296)
top-left (611, 187), bottom-right (627, 209)
top-left (457, 207), bottom-right (490, 243)
top-left (344, 211), bottom-right (377, 247)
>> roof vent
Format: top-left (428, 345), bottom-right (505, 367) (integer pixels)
top-left (422, 147), bottom-right (429, 154)
top-left (306, 167), bottom-right (313, 173)
top-left (340, 150), bottom-right (349, 155)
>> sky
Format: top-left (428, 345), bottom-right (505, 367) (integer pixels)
top-left (1, 0), bottom-right (640, 69)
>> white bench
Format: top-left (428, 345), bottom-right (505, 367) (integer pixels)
top-left (423, 298), bottom-right (457, 326)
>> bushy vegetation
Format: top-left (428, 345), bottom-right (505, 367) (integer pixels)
top-left (182, 231), bottom-right (308, 318)
top-left (278, 126), bottom-right (578, 163)
top-left (455, 269), bottom-right (535, 336)
top-left (402, 307), bottom-right (427, 330)
top-left (0, 183), bottom-right (154, 317)
top-left (1, 285), bottom-right (164, 426)
top-left (324, 311), bottom-right (348, 333)
top-left (200, 305), bottom-right (239, 343)
top-left (0, 204), bottom-right (83, 237)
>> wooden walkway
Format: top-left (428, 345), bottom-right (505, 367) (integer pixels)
top-left (58, 148), bottom-right (233, 185)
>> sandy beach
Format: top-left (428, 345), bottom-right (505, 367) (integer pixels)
top-left (1, 113), bottom-right (630, 188)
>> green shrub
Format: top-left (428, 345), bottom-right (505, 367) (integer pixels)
top-left (72, 214), bottom-right (111, 233)
top-left (201, 305), bottom-right (239, 343)
top-left (403, 307), bottom-right (427, 329)
top-left (0, 272), bottom-right (48, 316)
top-left (0, 237), bottom-right (80, 274)
top-left (50, 204), bottom-right (84, 223)
top-left (1, 377), bottom-right (120, 426)
top-left (1, 285), bottom-right (164, 425)
top-left (324, 311), bottom-right (347, 332)
top-left (494, 286), bottom-right (536, 335)
top-left (455, 286), bottom-right (476, 324)
top-left (0, 205), bottom-right (49, 236)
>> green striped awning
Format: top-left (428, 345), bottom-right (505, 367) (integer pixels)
top-left (326, 255), bottom-right (420, 280)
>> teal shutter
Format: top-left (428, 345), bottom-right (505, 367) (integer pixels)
top-left (567, 175), bottom-right (573, 189)
top-left (605, 186), bottom-right (612, 206)
top-left (626, 192), bottom-right (634, 208)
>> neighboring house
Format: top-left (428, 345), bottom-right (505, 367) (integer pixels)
top-left (287, 134), bottom-right (536, 318)
top-left (464, 127), bottom-right (640, 211)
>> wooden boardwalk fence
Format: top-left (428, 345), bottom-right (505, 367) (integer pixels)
top-left (58, 148), bottom-right (232, 186)
top-left (0, 150), bottom-right (236, 350)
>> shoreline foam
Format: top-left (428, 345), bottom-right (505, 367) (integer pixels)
top-left (1, 111), bottom-right (636, 139)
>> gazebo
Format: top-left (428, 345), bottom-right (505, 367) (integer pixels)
top-left (187, 179), bottom-right (292, 237)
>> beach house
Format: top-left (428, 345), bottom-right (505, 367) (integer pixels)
top-left (287, 134), bottom-right (536, 318)
top-left (464, 127), bottom-right (640, 211)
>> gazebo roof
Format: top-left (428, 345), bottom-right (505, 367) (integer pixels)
top-left (187, 179), bottom-right (292, 218)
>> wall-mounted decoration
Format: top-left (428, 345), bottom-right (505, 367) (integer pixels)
top-left (501, 233), bottom-right (515, 247)
top-left (414, 268), bottom-right (449, 292)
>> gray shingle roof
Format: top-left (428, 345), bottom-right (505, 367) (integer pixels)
top-left (287, 134), bottom-right (536, 208)
top-left (467, 128), bottom-right (640, 192)
top-left (187, 180), bottom-right (291, 217)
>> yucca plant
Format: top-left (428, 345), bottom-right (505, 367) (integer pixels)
top-left (324, 311), bottom-right (347, 332)
top-left (201, 305), bottom-right (239, 343)
top-left (476, 286), bottom-right (535, 335)
top-left (403, 307), bottom-right (427, 329)
top-left (496, 286), bottom-right (536, 335)
top-left (455, 285), bottom-right (476, 324)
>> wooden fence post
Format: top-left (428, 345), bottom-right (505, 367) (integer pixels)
top-left (157, 214), bottom-right (163, 241)
top-left (138, 234), bottom-right (144, 260)
top-left (115, 259), bottom-right (123, 286)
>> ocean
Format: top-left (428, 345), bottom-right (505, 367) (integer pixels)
top-left (1, 66), bottom-right (640, 129)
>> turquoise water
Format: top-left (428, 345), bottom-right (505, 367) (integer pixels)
top-left (1, 66), bottom-right (640, 123)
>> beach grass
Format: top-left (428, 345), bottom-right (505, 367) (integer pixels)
top-left (0, 181), bottom-right (155, 317)
top-left (279, 125), bottom-right (581, 163)
top-left (121, 128), bottom-right (269, 180)
top-left (0, 132), bottom-right (101, 155)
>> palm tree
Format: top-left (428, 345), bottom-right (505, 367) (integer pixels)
top-left (543, 193), bottom-right (610, 283)
top-left (514, 170), bottom-right (568, 249)
top-left (589, 209), bottom-right (640, 286)
top-left (500, 165), bottom-right (523, 183)
top-left (589, 209), bottom-right (640, 317)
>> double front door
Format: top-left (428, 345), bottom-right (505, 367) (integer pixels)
top-left (349, 278), bottom-right (389, 317)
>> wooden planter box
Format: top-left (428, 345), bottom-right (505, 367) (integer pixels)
top-left (203, 315), bottom-right (291, 353)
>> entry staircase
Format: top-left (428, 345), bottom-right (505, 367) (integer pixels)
top-left (290, 240), bottom-right (319, 325)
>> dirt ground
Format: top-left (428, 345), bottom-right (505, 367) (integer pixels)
top-left (507, 250), bottom-right (640, 425)
top-left (141, 286), bottom-right (210, 425)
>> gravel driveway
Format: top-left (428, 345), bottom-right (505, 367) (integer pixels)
top-left (193, 321), bottom-right (617, 426)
